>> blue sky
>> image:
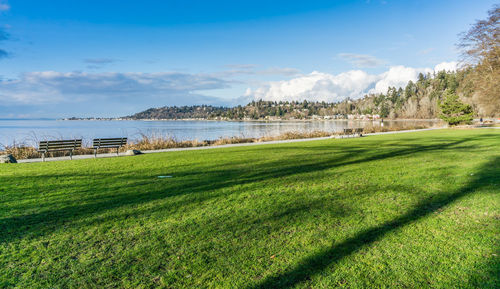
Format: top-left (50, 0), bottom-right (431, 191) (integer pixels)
top-left (0, 0), bottom-right (497, 118)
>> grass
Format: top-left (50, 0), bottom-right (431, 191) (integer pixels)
top-left (0, 129), bottom-right (499, 288)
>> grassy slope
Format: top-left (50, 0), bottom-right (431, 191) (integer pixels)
top-left (0, 129), bottom-right (499, 288)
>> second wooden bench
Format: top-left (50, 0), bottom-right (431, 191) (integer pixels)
top-left (92, 137), bottom-right (127, 157)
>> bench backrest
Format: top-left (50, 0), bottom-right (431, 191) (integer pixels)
top-left (355, 128), bottom-right (364, 133)
top-left (39, 139), bottom-right (82, 151)
top-left (343, 128), bottom-right (353, 133)
top-left (93, 138), bottom-right (127, 148)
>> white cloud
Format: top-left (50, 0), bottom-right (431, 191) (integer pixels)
top-left (338, 53), bottom-right (384, 68)
top-left (370, 65), bottom-right (432, 94)
top-left (246, 70), bottom-right (378, 102)
top-left (434, 61), bottom-right (458, 72)
top-left (0, 71), bottom-right (229, 105)
top-left (246, 63), bottom-right (454, 102)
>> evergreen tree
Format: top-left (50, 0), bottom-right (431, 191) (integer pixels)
top-left (439, 91), bottom-right (474, 125)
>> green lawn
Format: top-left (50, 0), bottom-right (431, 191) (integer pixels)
top-left (1, 129), bottom-right (499, 288)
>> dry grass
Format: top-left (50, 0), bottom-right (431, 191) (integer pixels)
top-left (0, 144), bottom-right (40, 160)
top-left (0, 123), bottom-right (439, 160)
top-left (125, 133), bottom-right (206, 150)
top-left (259, 130), bottom-right (332, 141)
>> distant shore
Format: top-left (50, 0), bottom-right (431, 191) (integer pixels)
top-left (60, 117), bottom-right (443, 122)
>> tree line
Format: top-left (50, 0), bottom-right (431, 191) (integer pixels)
top-left (126, 68), bottom-right (492, 121)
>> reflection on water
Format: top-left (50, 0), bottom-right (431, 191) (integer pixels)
top-left (0, 119), bottom-right (441, 146)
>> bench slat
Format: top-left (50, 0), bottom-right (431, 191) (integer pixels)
top-left (94, 138), bottom-right (127, 141)
top-left (93, 142), bottom-right (124, 146)
top-left (38, 139), bottom-right (82, 151)
top-left (42, 145), bottom-right (81, 149)
top-left (93, 143), bottom-right (125, 146)
top-left (41, 142), bottom-right (82, 146)
top-left (42, 142), bottom-right (82, 145)
top-left (39, 144), bottom-right (82, 148)
top-left (93, 138), bottom-right (126, 143)
top-left (39, 140), bottom-right (82, 143)
top-left (40, 145), bottom-right (82, 150)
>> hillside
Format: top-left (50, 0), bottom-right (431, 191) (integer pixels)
top-left (125, 69), bottom-right (496, 121)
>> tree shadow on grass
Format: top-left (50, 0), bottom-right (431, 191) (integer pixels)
top-left (0, 135), bottom-right (496, 245)
top-left (248, 156), bottom-right (500, 289)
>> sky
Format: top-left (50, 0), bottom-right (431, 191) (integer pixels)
top-left (0, 0), bottom-right (497, 118)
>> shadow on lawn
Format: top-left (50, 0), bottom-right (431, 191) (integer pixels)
top-left (0, 135), bottom-right (497, 247)
top-left (248, 155), bottom-right (500, 289)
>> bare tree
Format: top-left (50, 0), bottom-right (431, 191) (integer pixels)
top-left (458, 5), bottom-right (500, 117)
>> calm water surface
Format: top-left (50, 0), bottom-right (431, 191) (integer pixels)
top-left (0, 119), bottom-right (439, 147)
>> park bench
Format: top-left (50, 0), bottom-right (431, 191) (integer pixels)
top-left (342, 128), bottom-right (363, 138)
top-left (38, 139), bottom-right (82, 162)
top-left (343, 128), bottom-right (353, 138)
top-left (92, 137), bottom-right (127, 157)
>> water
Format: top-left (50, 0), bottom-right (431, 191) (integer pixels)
top-left (0, 119), bottom-right (440, 147)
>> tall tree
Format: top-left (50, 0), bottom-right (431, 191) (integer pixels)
top-left (458, 5), bottom-right (500, 117)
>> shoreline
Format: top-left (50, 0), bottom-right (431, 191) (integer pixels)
top-left (4, 124), bottom-right (445, 161)
top-left (14, 126), bottom-right (497, 164)
top-left (59, 118), bottom-right (443, 122)
top-left (17, 127), bottom-right (446, 163)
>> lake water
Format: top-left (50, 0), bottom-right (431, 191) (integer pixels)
top-left (0, 119), bottom-right (440, 147)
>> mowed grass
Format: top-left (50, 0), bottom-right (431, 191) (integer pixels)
top-left (0, 129), bottom-right (499, 288)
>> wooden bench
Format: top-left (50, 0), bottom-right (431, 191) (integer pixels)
top-left (38, 139), bottom-right (82, 162)
top-left (92, 138), bottom-right (127, 157)
top-left (343, 128), bottom-right (353, 138)
top-left (342, 128), bottom-right (364, 138)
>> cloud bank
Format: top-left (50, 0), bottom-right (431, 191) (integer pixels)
top-left (0, 71), bottom-right (230, 117)
top-left (245, 62), bottom-right (457, 102)
top-left (0, 62), bottom-right (459, 117)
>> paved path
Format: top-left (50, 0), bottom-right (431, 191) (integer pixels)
top-left (16, 127), bottom-right (497, 163)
